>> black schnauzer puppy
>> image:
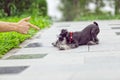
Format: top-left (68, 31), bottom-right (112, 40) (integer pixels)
top-left (52, 22), bottom-right (100, 50)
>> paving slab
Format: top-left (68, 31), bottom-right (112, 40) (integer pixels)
top-left (1, 20), bottom-right (120, 80)
top-left (15, 45), bottom-right (88, 55)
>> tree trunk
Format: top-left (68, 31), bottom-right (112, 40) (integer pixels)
top-left (115, 0), bottom-right (120, 15)
top-left (4, 0), bottom-right (11, 16)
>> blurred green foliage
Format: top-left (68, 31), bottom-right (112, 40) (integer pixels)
top-left (0, 16), bottom-right (52, 58)
top-left (0, 0), bottom-right (47, 17)
top-left (0, 0), bottom-right (51, 58)
top-left (59, 0), bottom-right (120, 21)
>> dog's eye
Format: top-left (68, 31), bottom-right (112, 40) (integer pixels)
top-left (60, 33), bottom-right (66, 37)
top-left (60, 33), bottom-right (63, 36)
top-left (58, 36), bottom-right (64, 41)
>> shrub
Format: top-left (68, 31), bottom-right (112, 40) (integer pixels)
top-left (0, 0), bottom-right (47, 17)
top-left (0, 16), bottom-right (52, 58)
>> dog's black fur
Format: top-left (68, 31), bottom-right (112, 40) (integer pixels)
top-left (52, 22), bottom-right (100, 50)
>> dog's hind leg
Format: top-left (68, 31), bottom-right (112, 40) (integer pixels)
top-left (91, 27), bottom-right (100, 44)
top-left (87, 41), bottom-right (97, 45)
top-left (94, 37), bottom-right (99, 44)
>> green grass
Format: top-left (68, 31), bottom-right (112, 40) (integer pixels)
top-left (0, 16), bottom-right (52, 58)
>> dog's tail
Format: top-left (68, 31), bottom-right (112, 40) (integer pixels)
top-left (93, 22), bottom-right (98, 26)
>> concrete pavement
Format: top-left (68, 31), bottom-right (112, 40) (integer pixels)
top-left (1, 20), bottom-right (120, 80)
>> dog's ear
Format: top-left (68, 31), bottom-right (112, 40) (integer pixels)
top-left (61, 29), bottom-right (68, 33)
top-left (61, 29), bottom-right (68, 35)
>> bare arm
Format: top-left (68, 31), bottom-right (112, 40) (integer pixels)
top-left (0, 17), bottom-right (40, 34)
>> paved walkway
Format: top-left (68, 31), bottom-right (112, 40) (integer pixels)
top-left (1, 20), bottom-right (120, 80)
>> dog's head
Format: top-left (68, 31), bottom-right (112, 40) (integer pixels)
top-left (52, 29), bottom-right (68, 50)
top-left (58, 29), bottom-right (68, 41)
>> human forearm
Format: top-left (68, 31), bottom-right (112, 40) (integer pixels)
top-left (0, 22), bottom-right (17, 32)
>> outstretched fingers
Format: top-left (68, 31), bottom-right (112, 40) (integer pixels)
top-left (28, 23), bottom-right (40, 30)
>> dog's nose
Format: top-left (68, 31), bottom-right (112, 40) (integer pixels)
top-left (52, 43), bottom-right (56, 47)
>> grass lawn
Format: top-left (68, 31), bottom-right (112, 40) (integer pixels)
top-left (0, 16), bottom-right (52, 58)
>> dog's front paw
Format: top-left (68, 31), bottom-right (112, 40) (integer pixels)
top-left (59, 47), bottom-right (65, 50)
top-left (59, 45), bottom-right (66, 50)
top-left (59, 45), bottom-right (70, 50)
top-left (69, 44), bottom-right (78, 48)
